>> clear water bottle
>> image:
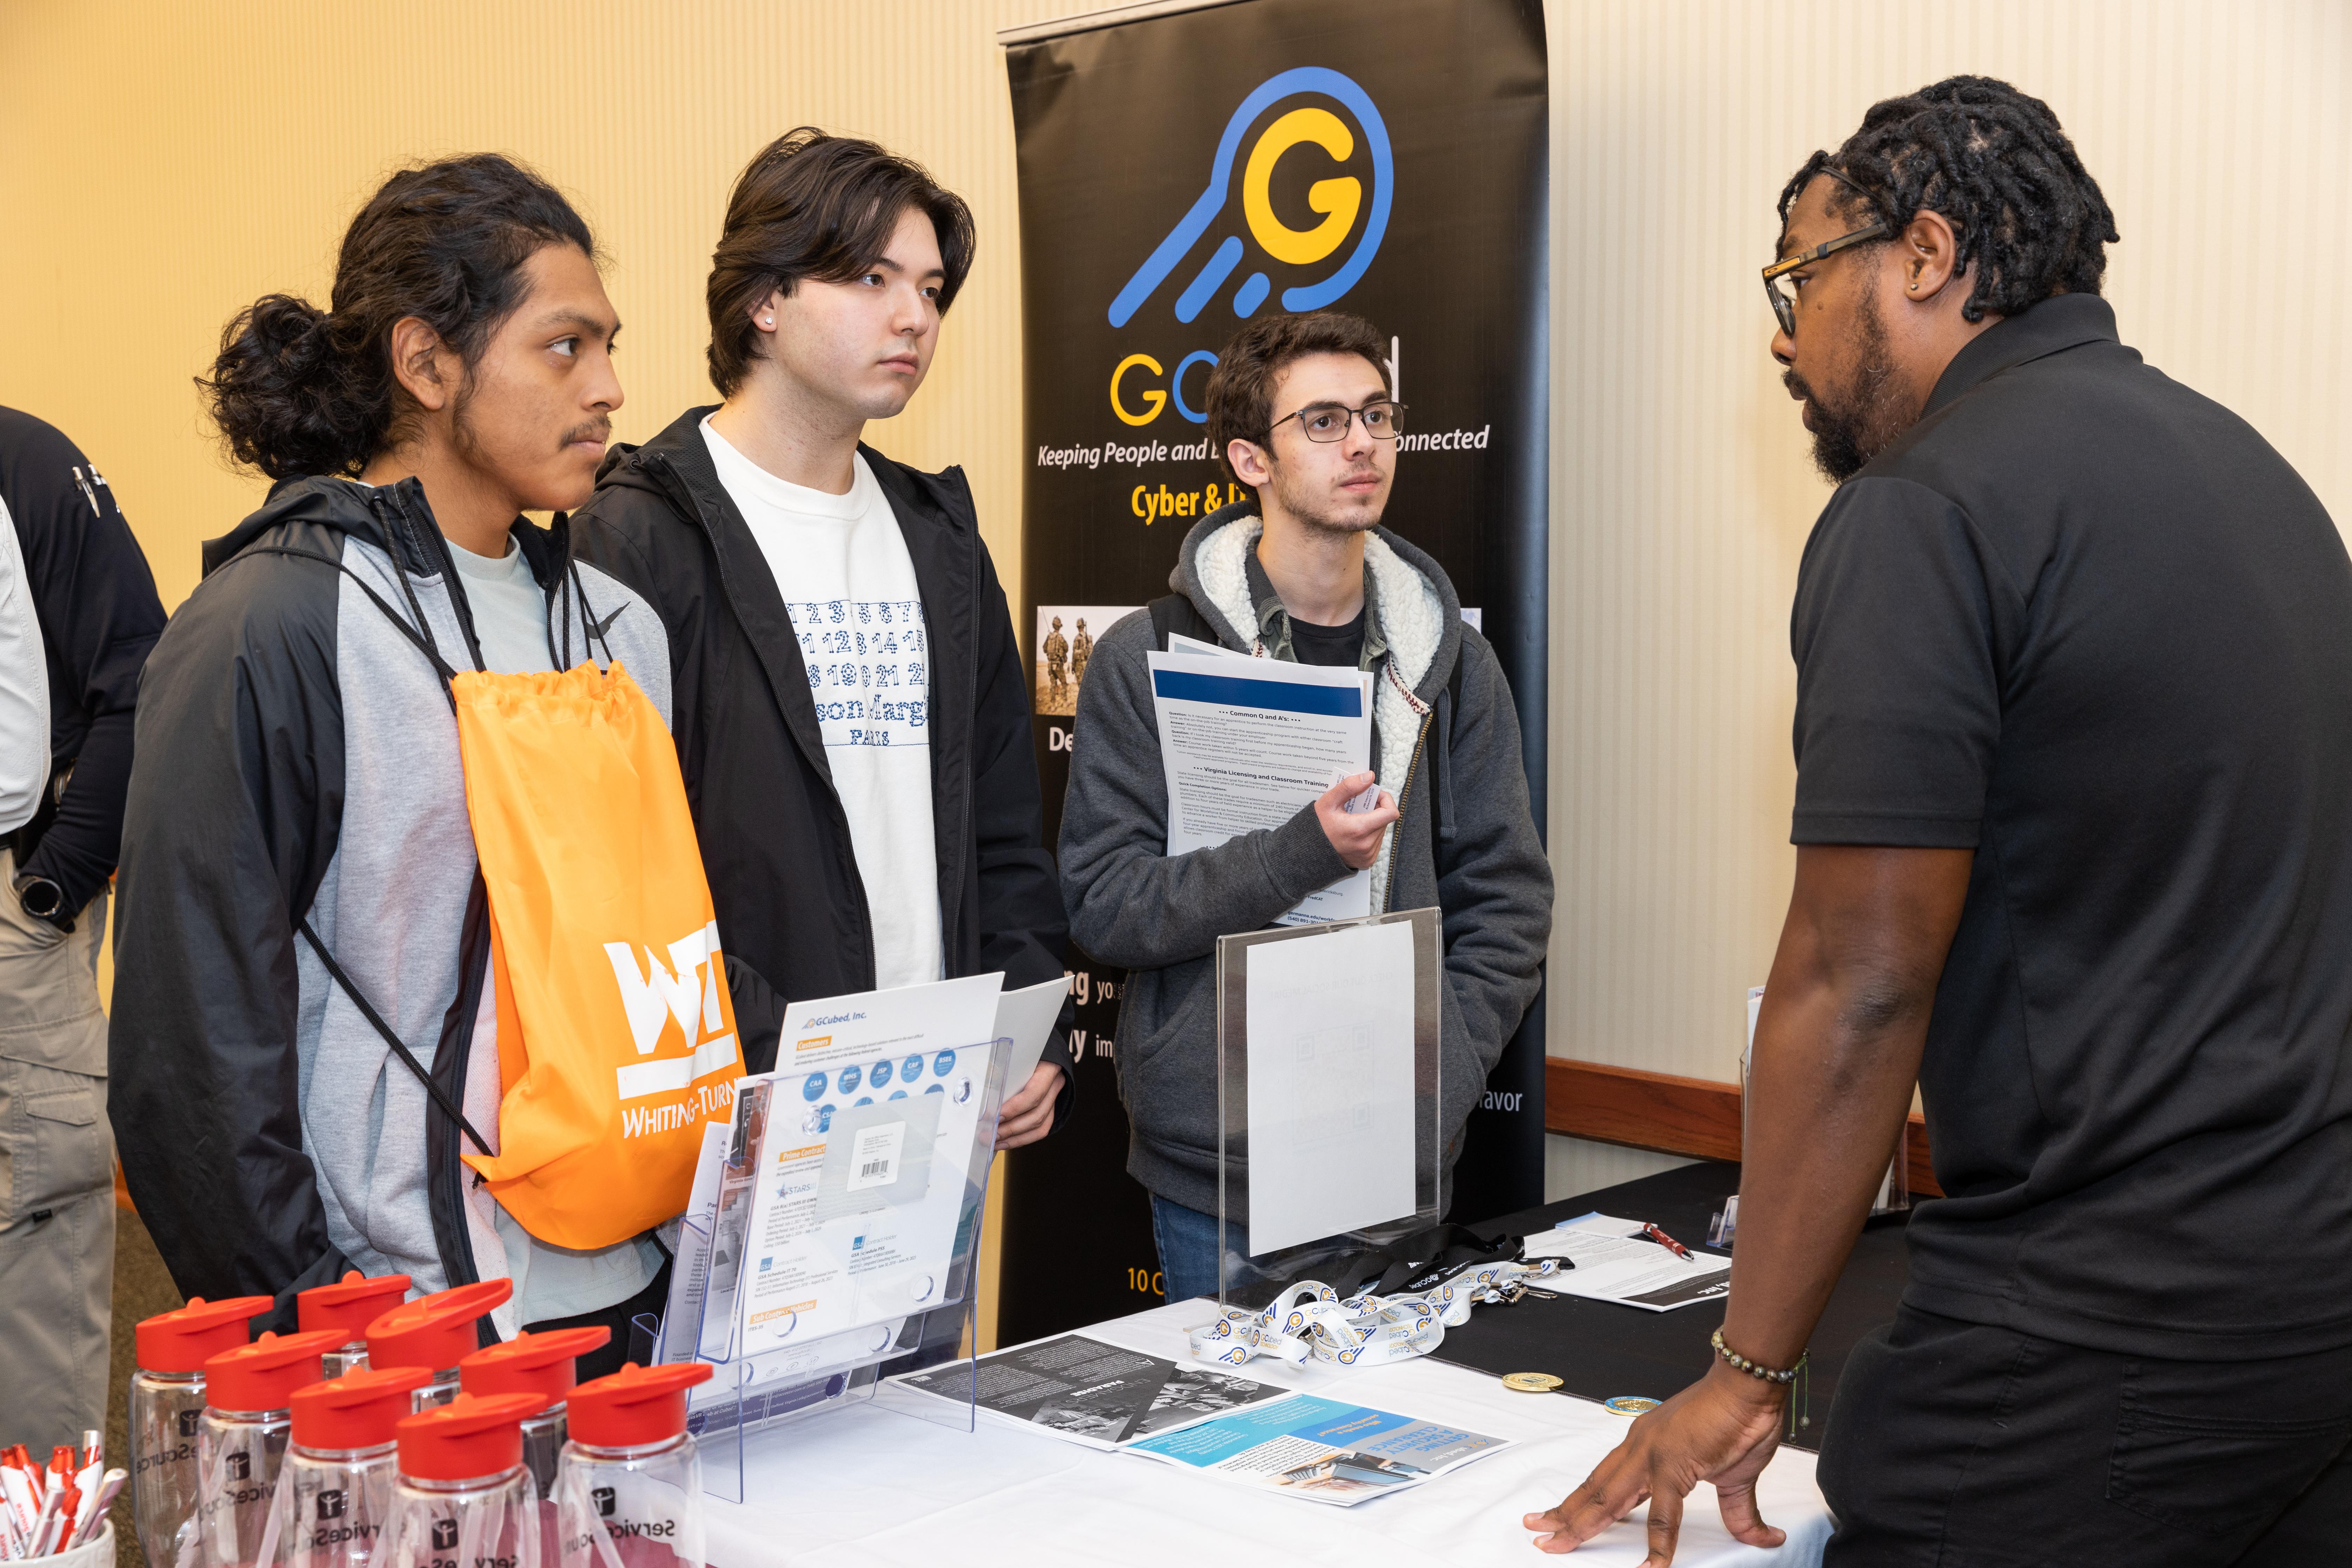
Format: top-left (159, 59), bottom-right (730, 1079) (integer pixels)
top-left (362, 1281), bottom-right (513, 1411)
top-left (198, 1329), bottom-right (346, 1568)
top-left (552, 1364), bottom-right (715, 1568)
top-left (299, 1273), bottom-right (413, 1379)
top-left (457, 1327), bottom-right (610, 1501)
top-left (253, 1366), bottom-right (431, 1568)
top-left (131, 1295), bottom-right (273, 1568)
top-left (376, 1393), bottom-right (548, 1568)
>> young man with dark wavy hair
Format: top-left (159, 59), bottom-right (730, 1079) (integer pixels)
top-left (572, 130), bottom-right (1074, 1147)
top-left (1528, 76), bottom-right (2352, 1567)
top-left (114, 156), bottom-right (673, 1372)
top-left (1055, 309), bottom-right (1550, 1302)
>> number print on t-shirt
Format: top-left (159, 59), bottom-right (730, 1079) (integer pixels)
top-left (786, 597), bottom-right (930, 747)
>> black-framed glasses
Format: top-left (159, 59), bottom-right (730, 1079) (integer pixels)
top-left (1269, 399), bottom-right (1407, 443)
top-left (1761, 222), bottom-right (1890, 337)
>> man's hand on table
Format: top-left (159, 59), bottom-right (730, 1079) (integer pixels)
top-left (1522, 1361), bottom-right (1789, 1563)
top-left (994, 1061), bottom-right (1063, 1149)
top-left (1519, 845), bottom-right (1973, 1563)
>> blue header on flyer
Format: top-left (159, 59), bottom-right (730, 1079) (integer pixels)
top-left (1151, 668), bottom-right (1363, 717)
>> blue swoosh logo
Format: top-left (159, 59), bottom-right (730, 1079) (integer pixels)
top-left (1108, 66), bottom-right (1393, 328)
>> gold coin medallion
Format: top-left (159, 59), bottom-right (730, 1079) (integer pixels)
top-left (1502, 1372), bottom-right (1564, 1393)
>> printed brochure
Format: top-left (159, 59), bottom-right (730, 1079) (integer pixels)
top-left (894, 1333), bottom-right (1293, 1448)
top-left (1124, 1394), bottom-right (1511, 1506)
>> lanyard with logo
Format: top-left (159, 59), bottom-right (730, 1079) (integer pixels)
top-left (1186, 1256), bottom-right (1565, 1369)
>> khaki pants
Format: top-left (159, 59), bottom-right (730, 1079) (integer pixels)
top-left (0, 849), bottom-right (112, 1452)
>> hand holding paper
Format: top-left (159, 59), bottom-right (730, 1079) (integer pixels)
top-left (1315, 770), bottom-right (1396, 867)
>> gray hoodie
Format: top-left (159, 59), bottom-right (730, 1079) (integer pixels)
top-left (1057, 505), bottom-right (1552, 1218)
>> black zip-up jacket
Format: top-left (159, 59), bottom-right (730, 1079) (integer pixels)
top-left (570, 408), bottom-right (1077, 1114)
top-left (114, 475), bottom-right (673, 1331)
top-left (0, 407), bottom-right (167, 915)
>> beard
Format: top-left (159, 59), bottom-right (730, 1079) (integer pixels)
top-left (1264, 456), bottom-right (1385, 537)
top-left (1784, 294), bottom-right (1910, 483)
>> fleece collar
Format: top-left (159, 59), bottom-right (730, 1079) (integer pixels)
top-left (1174, 506), bottom-right (1460, 909)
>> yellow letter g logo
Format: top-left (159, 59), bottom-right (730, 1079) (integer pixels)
top-left (1243, 108), bottom-right (1362, 267)
top-left (1111, 354), bottom-right (1166, 426)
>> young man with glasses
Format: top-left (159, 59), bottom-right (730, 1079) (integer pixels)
top-left (1529, 77), bottom-right (2352, 1566)
top-left (1057, 310), bottom-right (1550, 1301)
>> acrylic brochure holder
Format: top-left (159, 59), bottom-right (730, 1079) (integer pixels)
top-left (641, 1035), bottom-right (1008, 1503)
top-left (1214, 907), bottom-right (1442, 1306)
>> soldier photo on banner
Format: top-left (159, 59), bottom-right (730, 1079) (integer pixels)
top-left (1034, 606), bottom-right (1136, 717)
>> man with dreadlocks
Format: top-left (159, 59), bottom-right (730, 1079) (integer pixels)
top-left (1528, 77), bottom-right (2352, 1565)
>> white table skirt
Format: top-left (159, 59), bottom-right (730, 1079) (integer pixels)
top-left (702, 1298), bottom-right (1830, 1567)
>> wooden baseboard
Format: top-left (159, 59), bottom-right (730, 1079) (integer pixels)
top-left (1544, 1056), bottom-right (1942, 1199)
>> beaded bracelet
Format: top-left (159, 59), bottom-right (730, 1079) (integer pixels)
top-left (1710, 1328), bottom-right (1805, 1383)
top-left (1711, 1329), bottom-right (1812, 1436)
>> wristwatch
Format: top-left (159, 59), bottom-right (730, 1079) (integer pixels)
top-left (14, 871), bottom-right (69, 930)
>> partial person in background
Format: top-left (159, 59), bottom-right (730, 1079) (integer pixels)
top-left (572, 129), bottom-right (1075, 1149)
top-left (1056, 310), bottom-right (1550, 1301)
top-left (1529, 77), bottom-right (2352, 1566)
top-left (0, 407), bottom-right (163, 1451)
top-left (112, 156), bottom-right (672, 1373)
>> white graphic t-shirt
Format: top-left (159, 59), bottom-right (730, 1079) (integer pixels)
top-left (700, 419), bottom-right (946, 990)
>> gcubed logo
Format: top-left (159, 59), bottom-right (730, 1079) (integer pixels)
top-left (430, 1518), bottom-right (460, 1550)
top-left (1110, 67), bottom-right (1391, 332)
top-left (592, 1486), bottom-right (616, 1520)
top-left (223, 1452), bottom-right (250, 1482)
top-left (317, 1490), bottom-right (346, 1521)
top-left (1104, 68), bottom-right (1394, 440)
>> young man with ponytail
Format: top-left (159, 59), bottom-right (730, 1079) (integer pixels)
top-left (571, 130), bottom-right (1075, 1148)
top-left (111, 156), bottom-right (671, 1368)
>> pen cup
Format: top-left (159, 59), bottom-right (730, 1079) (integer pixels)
top-left (17, 1518), bottom-right (112, 1568)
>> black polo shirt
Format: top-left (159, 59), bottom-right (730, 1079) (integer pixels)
top-left (1791, 294), bottom-right (2352, 1359)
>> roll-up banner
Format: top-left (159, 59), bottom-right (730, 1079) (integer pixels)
top-left (999, 0), bottom-right (1548, 1343)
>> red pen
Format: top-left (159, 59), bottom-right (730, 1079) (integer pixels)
top-left (1642, 1222), bottom-right (1695, 1262)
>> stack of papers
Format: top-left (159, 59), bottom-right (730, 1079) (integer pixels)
top-left (1147, 644), bottom-right (1377, 925)
top-left (1521, 1213), bottom-right (1733, 1311)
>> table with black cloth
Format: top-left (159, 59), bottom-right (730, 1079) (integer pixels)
top-left (1438, 1159), bottom-right (1910, 1450)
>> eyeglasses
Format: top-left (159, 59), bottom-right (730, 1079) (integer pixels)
top-left (1268, 400), bottom-right (1407, 443)
top-left (1761, 221), bottom-right (1890, 338)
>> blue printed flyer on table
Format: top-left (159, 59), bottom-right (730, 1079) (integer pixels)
top-left (1125, 1395), bottom-right (1512, 1506)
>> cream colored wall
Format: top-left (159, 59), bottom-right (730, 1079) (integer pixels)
top-left (1540, 0), bottom-right (2352, 1197)
top-left (0, 0), bottom-right (1114, 614)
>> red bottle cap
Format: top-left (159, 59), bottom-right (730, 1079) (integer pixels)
top-left (204, 1329), bottom-right (346, 1413)
top-left (394, 1392), bottom-right (547, 1482)
top-left (134, 1296), bottom-right (275, 1374)
top-left (299, 1272), bottom-right (413, 1345)
top-left (291, 1367), bottom-right (433, 1450)
top-left (566, 1363), bottom-right (714, 1448)
top-left (458, 1326), bottom-right (609, 1404)
top-left (363, 1280), bottom-right (512, 1374)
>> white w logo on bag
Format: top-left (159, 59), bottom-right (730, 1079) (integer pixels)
top-left (602, 920), bottom-right (739, 1101)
